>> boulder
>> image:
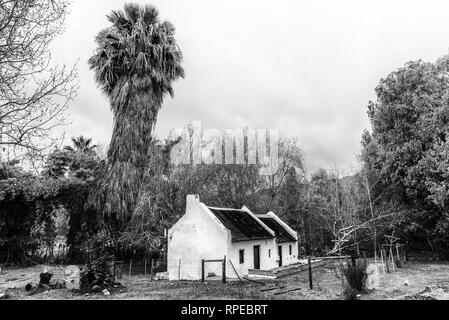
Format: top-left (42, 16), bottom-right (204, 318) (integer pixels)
top-left (366, 263), bottom-right (381, 290)
top-left (0, 292), bottom-right (9, 300)
top-left (154, 272), bottom-right (169, 281)
top-left (39, 272), bottom-right (53, 285)
top-left (64, 265), bottom-right (81, 290)
top-left (91, 284), bottom-right (104, 293)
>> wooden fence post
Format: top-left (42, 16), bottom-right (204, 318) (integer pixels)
top-left (308, 257), bottom-right (313, 289)
top-left (380, 249), bottom-right (385, 274)
top-left (228, 259), bottom-right (242, 282)
top-left (112, 259), bottom-right (116, 282)
top-left (144, 257), bottom-right (147, 275)
top-left (383, 249), bottom-right (389, 273)
top-left (222, 256), bottom-right (227, 284)
top-left (395, 245), bottom-right (401, 263)
top-left (129, 259), bottom-right (132, 277)
top-left (150, 258), bottom-right (154, 280)
top-left (390, 246), bottom-right (395, 272)
top-left (117, 261), bottom-right (123, 279)
top-left (405, 242), bottom-right (409, 262)
top-left (201, 259), bottom-right (205, 283)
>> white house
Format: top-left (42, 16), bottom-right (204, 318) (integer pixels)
top-left (167, 195), bottom-right (299, 280)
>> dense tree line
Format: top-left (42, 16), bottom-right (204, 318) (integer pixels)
top-left (0, 137), bottom-right (102, 264)
top-left (2, 1), bottom-right (449, 266)
top-left (361, 56), bottom-right (449, 258)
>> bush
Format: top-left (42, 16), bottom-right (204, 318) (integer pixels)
top-left (153, 261), bottom-right (167, 273)
top-left (79, 228), bottom-right (116, 292)
top-left (341, 259), bottom-right (368, 292)
top-left (343, 286), bottom-right (359, 300)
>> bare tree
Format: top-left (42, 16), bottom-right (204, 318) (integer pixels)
top-left (0, 0), bottom-right (78, 162)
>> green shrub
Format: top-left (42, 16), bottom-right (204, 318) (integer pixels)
top-left (79, 228), bottom-right (116, 292)
top-left (343, 285), bottom-right (359, 300)
top-left (341, 259), bottom-right (368, 292)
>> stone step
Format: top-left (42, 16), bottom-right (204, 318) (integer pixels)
top-left (247, 269), bottom-right (276, 278)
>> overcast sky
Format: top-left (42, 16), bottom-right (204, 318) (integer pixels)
top-left (50, 0), bottom-right (449, 174)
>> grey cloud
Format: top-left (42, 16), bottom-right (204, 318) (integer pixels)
top-left (50, 0), bottom-right (449, 173)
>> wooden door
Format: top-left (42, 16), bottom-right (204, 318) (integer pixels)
top-left (278, 246), bottom-right (283, 267)
top-left (253, 245), bottom-right (260, 270)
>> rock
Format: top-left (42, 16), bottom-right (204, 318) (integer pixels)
top-left (25, 283), bottom-right (33, 291)
top-left (404, 280), bottom-right (409, 286)
top-left (421, 288), bottom-right (448, 300)
top-left (39, 284), bottom-right (50, 291)
top-left (366, 263), bottom-right (381, 290)
top-left (39, 272), bottom-right (53, 285)
top-left (404, 293), bottom-right (437, 300)
top-left (0, 292), bottom-right (9, 300)
top-left (91, 285), bottom-right (103, 293)
top-left (52, 280), bottom-right (66, 289)
top-left (154, 272), bottom-right (169, 281)
top-left (6, 277), bottom-right (19, 282)
top-left (102, 289), bottom-right (110, 296)
top-left (64, 265), bottom-right (81, 290)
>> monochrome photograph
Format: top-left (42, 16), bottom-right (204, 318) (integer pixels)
top-left (2, 0), bottom-right (449, 305)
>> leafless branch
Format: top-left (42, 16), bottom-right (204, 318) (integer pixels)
top-left (0, 0), bottom-right (78, 164)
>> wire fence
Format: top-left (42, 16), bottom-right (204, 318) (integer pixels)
top-left (112, 258), bottom-right (166, 280)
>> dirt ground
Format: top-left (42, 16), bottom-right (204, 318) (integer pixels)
top-left (1, 258), bottom-right (449, 300)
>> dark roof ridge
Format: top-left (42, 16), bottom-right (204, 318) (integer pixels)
top-left (257, 215), bottom-right (297, 243)
top-left (207, 206), bottom-right (245, 212)
top-left (207, 207), bottom-right (274, 242)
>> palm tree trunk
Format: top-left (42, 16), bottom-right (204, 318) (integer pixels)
top-left (100, 92), bottom-right (160, 225)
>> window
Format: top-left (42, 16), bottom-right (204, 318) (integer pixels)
top-left (289, 245), bottom-right (292, 255)
top-left (268, 249), bottom-right (271, 258)
top-left (239, 250), bottom-right (245, 264)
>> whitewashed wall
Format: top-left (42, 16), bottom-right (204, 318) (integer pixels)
top-left (227, 238), bottom-right (277, 278)
top-left (277, 241), bottom-right (299, 266)
top-left (168, 195), bottom-right (230, 280)
top-left (168, 195), bottom-right (300, 280)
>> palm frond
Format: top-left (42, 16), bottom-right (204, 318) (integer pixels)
top-left (123, 2), bottom-right (141, 24)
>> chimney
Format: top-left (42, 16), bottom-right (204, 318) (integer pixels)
top-left (186, 194), bottom-right (200, 213)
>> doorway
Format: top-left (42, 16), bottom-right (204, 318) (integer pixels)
top-left (253, 245), bottom-right (260, 269)
top-left (278, 246), bottom-right (283, 267)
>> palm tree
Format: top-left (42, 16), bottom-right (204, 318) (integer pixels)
top-left (64, 136), bottom-right (98, 154)
top-left (88, 3), bottom-right (184, 223)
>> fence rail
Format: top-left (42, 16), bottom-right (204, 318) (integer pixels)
top-left (111, 258), bottom-right (163, 280)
